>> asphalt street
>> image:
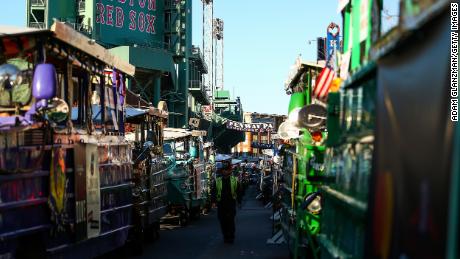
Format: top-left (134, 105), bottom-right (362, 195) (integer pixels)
top-left (134, 186), bottom-right (288, 259)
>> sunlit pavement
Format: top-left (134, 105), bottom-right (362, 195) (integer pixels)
top-left (135, 186), bottom-right (288, 259)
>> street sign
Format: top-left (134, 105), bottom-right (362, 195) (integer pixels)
top-left (226, 120), bottom-right (274, 133)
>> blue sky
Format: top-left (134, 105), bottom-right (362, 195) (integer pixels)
top-left (0, 0), bottom-right (343, 115)
top-left (192, 1), bottom-right (342, 115)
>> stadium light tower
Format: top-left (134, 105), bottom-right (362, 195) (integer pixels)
top-left (202, 0), bottom-right (214, 99)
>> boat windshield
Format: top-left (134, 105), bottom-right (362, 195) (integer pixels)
top-left (163, 143), bottom-right (174, 156)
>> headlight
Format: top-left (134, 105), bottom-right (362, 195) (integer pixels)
top-left (302, 192), bottom-right (322, 214)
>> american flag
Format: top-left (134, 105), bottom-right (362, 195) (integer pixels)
top-left (313, 50), bottom-right (337, 100)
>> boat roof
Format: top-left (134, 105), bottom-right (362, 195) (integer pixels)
top-left (126, 107), bottom-right (148, 119)
top-left (125, 106), bottom-right (168, 123)
top-left (51, 22), bottom-right (135, 76)
top-left (0, 25), bottom-right (48, 36)
top-left (215, 154), bottom-right (232, 162)
top-left (285, 60), bottom-right (324, 92)
top-left (164, 128), bottom-right (193, 141)
top-left (0, 22), bottom-right (135, 76)
top-left (232, 159), bottom-right (243, 165)
top-left (203, 142), bottom-right (213, 148)
top-left (191, 130), bottom-right (207, 137)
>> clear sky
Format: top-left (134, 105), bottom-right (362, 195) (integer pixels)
top-left (0, 0), bottom-right (26, 27)
top-left (192, 1), bottom-right (342, 115)
top-left (0, 0), bottom-right (343, 115)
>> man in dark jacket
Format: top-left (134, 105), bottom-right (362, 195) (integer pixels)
top-left (212, 161), bottom-right (239, 244)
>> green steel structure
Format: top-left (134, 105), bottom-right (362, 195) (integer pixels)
top-left (319, 1), bottom-right (458, 259)
top-left (278, 2), bottom-right (458, 259)
top-left (280, 61), bottom-right (325, 259)
top-left (26, 0), bottom-right (207, 128)
top-left (211, 90), bottom-right (244, 153)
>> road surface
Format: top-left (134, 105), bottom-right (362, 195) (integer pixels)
top-left (134, 186), bottom-right (288, 259)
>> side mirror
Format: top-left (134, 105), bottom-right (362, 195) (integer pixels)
top-left (32, 64), bottom-right (57, 103)
top-left (45, 98), bottom-right (69, 125)
top-left (0, 64), bottom-right (22, 90)
top-left (0, 64), bottom-right (31, 107)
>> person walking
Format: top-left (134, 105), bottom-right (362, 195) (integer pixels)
top-left (212, 160), bottom-right (239, 244)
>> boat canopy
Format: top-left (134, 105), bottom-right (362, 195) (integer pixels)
top-left (0, 22), bottom-right (135, 77)
top-left (215, 154), bottom-right (232, 162)
top-left (126, 107), bottom-right (148, 120)
top-left (232, 159), bottom-right (243, 165)
top-left (164, 128), bottom-right (193, 141)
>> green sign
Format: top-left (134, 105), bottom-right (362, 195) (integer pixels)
top-left (95, 0), bottom-right (164, 47)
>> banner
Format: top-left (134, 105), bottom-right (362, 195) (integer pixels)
top-left (202, 105), bottom-right (212, 114)
top-left (202, 105), bottom-right (212, 120)
top-left (86, 144), bottom-right (100, 238)
top-left (326, 22), bottom-right (341, 61)
top-left (226, 120), bottom-right (274, 133)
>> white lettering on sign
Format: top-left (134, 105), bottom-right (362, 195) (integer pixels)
top-left (96, 0), bottom-right (157, 35)
top-left (330, 39), bottom-right (336, 48)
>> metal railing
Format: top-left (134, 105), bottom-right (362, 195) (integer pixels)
top-left (189, 80), bottom-right (205, 90)
top-left (30, 0), bottom-right (45, 6)
top-left (165, 0), bottom-right (180, 9)
top-left (192, 46), bottom-right (205, 61)
top-left (191, 46), bottom-right (208, 71)
top-left (55, 20), bottom-right (92, 36)
top-left (126, 39), bottom-right (171, 53)
top-left (29, 22), bottom-right (45, 29)
top-left (78, 0), bottom-right (85, 12)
